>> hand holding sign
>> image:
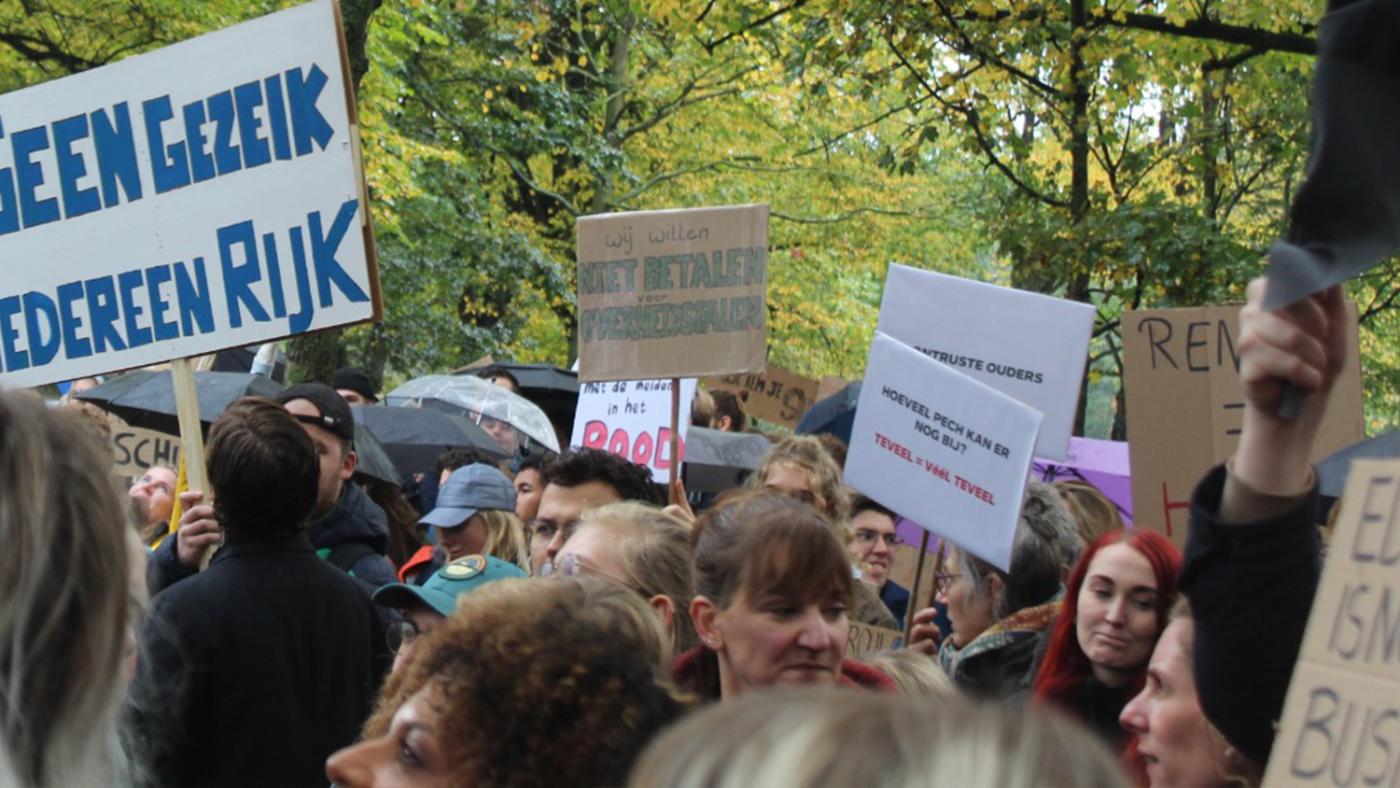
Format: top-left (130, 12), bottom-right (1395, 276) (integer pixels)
top-left (1235, 279), bottom-right (1350, 499)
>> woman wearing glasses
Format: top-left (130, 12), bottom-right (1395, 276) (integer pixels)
top-left (849, 495), bottom-right (908, 624)
top-left (672, 492), bottom-right (896, 701)
top-left (927, 483), bottom-right (1081, 700)
top-left (547, 502), bottom-right (699, 654)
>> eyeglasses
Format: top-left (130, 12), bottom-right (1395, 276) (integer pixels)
top-left (933, 572), bottom-right (962, 595)
top-left (854, 528), bottom-right (901, 548)
top-left (386, 620), bottom-right (423, 654)
top-left (543, 552), bottom-right (647, 595)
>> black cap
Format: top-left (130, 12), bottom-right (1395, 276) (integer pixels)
top-left (276, 382), bottom-right (356, 442)
top-left (333, 366), bottom-right (378, 403)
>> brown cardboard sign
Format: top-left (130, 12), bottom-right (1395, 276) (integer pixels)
top-left (107, 412), bottom-right (181, 477)
top-left (575, 205), bottom-right (769, 382)
top-left (1121, 304), bottom-right (1363, 547)
top-left (705, 365), bottom-right (819, 429)
top-left (1265, 460), bottom-right (1400, 786)
top-left (846, 620), bottom-right (903, 658)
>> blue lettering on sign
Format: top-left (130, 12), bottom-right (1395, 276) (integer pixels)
top-left (183, 99), bottom-right (216, 183)
top-left (234, 80), bottom-right (271, 169)
top-left (207, 91), bottom-right (241, 177)
top-left (0, 296), bottom-right (28, 371)
top-left (0, 118), bottom-right (17, 235)
top-left (311, 199), bottom-right (369, 308)
top-left (219, 221), bottom-right (271, 329)
top-left (286, 65), bottom-right (334, 156)
top-left (146, 264), bottom-right (179, 341)
top-left (117, 269), bottom-right (152, 349)
top-left (52, 114), bottom-right (101, 219)
top-left (21, 291), bottom-right (60, 367)
top-left (91, 103), bottom-right (142, 208)
top-left (144, 95), bottom-right (190, 194)
top-left (84, 275), bottom-right (127, 353)
top-left (14, 126), bottom-right (59, 228)
top-left (175, 258), bottom-right (214, 336)
top-left (56, 281), bottom-right (92, 360)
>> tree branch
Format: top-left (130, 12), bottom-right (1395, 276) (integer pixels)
top-left (700, 0), bottom-right (809, 54)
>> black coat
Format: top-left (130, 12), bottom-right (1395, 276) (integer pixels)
top-left (1182, 463), bottom-right (1322, 766)
top-left (128, 532), bottom-right (391, 787)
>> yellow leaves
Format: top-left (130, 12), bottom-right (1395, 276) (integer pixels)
top-left (972, 1), bottom-right (996, 16)
top-left (577, 55), bottom-right (588, 68)
top-left (1112, 10), bottom-right (1127, 23)
top-left (484, 88), bottom-right (494, 100)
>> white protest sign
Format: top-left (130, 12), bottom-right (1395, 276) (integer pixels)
top-left (570, 378), bottom-right (698, 484)
top-left (0, 0), bottom-right (379, 389)
top-left (846, 333), bottom-right (1041, 571)
top-left (876, 264), bottom-right (1093, 460)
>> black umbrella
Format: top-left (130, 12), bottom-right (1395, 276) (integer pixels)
top-left (683, 426), bottom-right (773, 493)
top-left (794, 381), bottom-right (863, 444)
top-left (1316, 431), bottom-right (1400, 498)
top-left (1265, 0), bottom-right (1400, 310)
top-left (76, 370), bottom-right (283, 436)
top-left (351, 424), bottom-right (402, 488)
top-left (352, 405), bottom-right (507, 475)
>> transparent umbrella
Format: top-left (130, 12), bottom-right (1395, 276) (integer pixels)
top-left (385, 374), bottom-right (561, 454)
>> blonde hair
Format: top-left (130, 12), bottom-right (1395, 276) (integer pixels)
top-left (747, 435), bottom-right (850, 535)
top-left (0, 392), bottom-right (140, 787)
top-left (473, 509), bottom-right (529, 570)
top-left (860, 650), bottom-right (957, 699)
top-left (576, 502), bottom-right (697, 652)
top-left (1055, 480), bottom-right (1125, 545)
top-left (629, 687), bottom-right (1129, 787)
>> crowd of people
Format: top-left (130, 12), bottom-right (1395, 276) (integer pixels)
top-left (0, 277), bottom-right (1346, 786)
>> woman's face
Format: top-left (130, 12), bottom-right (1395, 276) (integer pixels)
top-left (710, 586), bottom-right (848, 697)
top-left (1120, 618), bottom-right (1230, 787)
top-left (436, 513), bottom-right (487, 562)
top-left (325, 685), bottom-right (454, 788)
top-left (939, 548), bottom-right (996, 648)
top-left (1075, 542), bottom-right (1161, 684)
top-left (513, 468), bottom-right (544, 523)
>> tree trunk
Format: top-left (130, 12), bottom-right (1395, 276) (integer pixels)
top-left (286, 0), bottom-right (384, 384)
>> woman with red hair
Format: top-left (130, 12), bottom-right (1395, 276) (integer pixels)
top-left (1032, 529), bottom-right (1181, 753)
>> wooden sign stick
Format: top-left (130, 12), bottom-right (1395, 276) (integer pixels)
top-left (904, 530), bottom-right (931, 633)
top-left (669, 377), bottom-right (681, 486)
top-left (171, 357), bottom-right (214, 569)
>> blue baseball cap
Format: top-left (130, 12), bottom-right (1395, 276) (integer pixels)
top-left (372, 554), bottom-right (525, 616)
top-left (419, 463), bottom-right (516, 528)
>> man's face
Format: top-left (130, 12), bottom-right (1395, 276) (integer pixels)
top-left (513, 468), bottom-right (544, 523)
top-left (527, 480), bottom-right (621, 575)
top-left (479, 415), bottom-right (519, 454)
top-left (283, 398), bottom-right (356, 518)
top-left (129, 466), bottom-right (178, 526)
top-left (338, 388), bottom-right (371, 406)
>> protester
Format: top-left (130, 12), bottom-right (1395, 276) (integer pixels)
top-left (513, 451), bottom-right (547, 522)
top-left (127, 398), bottom-right (390, 787)
top-left (673, 493), bottom-right (895, 700)
top-left (849, 494), bottom-right (909, 624)
top-left (475, 363), bottom-right (521, 394)
top-left (709, 389), bottom-right (747, 432)
top-left (527, 448), bottom-right (658, 575)
top-left (328, 576), bottom-right (684, 787)
top-left (746, 435), bottom-right (899, 629)
top-left (411, 463), bottom-right (528, 581)
top-left (1031, 528), bottom-right (1181, 751)
top-left (629, 688), bottom-right (1129, 787)
top-left (912, 483), bottom-right (1080, 698)
top-left (552, 501), bottom-right (698, 652)
top-left (128, 463), bottom-right (177, 546)
top-left (1117, 279), bottom-right (1348, 786)
top-left (691, 388), bottom-right (715, 426)
top-left (0, 392), bottom-right (143, 787)
top-left (361, 477), bottom-right (424, 568)
top-left (334, 366), bottom-right (380, 405)
top-left (1055, 479), bottom-right (1126, 546)
top-left (397, 447), bottom-right (502, 582)
top-left (815, 432), bottom-right (848, 472)
top-left (372, 554), bottom-right (525, 673)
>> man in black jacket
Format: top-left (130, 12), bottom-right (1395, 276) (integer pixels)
top-left (128, 397), bottom-right (390, 787)
top-left (148, 383), bottom-right (397, 596)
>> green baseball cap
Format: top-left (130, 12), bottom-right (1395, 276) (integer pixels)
top-left (373, 554), bottom-right (526, 616)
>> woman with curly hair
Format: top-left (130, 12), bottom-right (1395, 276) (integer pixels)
top-left (1031, 529), bottom-right (1181, 759)
top-left (325, 576), bottom-right (685, 787)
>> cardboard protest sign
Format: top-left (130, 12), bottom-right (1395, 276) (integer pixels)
top-left (1265, 460), bottom-right (1400, 787)
top-left (107, 412), bottom-right (181, 476)
top-left (704, 365), bottom-right (819, 429)
top-left (575, 204), bottom-right (768, 382)
top-left (845, 333), bottom-right (1042, 571)
top-left (571, 378), bottom-right (698, 484)
top-left (0, 0), bottom-right (380, 389)
top-left (876, 264), bottom-right (1094, 460)
top-left (1121, 304), bottom-right (1363, 546)
top-left (846, 620), bottom-right (902, 658)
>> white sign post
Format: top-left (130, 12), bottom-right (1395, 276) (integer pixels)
top-left (876, 264), bottom-right (1093, 460)
top-left (570, 378), bottom-right (698, 484)
top-left (845, 333), bottom-right (1041, 571)
top-left (0, 0), bottom-right (379, 389)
